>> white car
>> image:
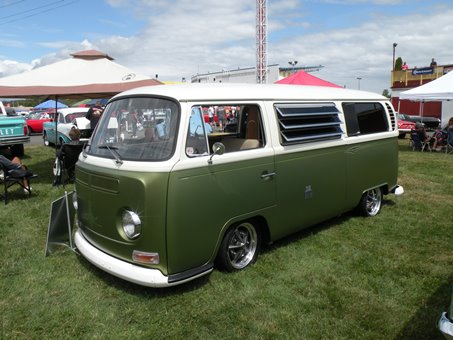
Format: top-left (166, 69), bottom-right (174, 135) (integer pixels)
top-left (43, 107), bottom-right (91, 146)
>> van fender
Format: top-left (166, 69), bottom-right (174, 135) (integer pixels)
top-left (210, 210), bottom-right (271, 262)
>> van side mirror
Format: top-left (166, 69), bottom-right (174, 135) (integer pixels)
top-left (208, 142), bottom-right (225, 164)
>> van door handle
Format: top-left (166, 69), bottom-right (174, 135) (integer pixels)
top-left (261, 171), bottom-right (276, 180)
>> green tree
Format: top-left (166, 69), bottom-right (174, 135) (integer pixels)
top-left (394, 57), bottom-right (403, 71)
top-left (382, 89), bottom-right (390, 98)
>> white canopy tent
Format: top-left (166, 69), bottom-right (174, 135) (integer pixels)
top-left (399, 71), bottom-right (453, 101)
top-left (0, 50), bottom-right (161, 99)
top-left (399, 71), bottom-right (453, 126)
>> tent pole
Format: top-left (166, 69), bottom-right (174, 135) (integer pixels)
top-left (55, 95), bottom-right (58, 156)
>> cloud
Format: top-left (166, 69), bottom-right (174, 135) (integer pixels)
top-left (0, 1), bottom-right (451, 94)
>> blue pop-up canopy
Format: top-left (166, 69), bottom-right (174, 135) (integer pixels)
top-left (34, 99), bottom-right (67, 109)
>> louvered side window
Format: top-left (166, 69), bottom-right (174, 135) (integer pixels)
top-left (385, 102), bottom-right (397, 131)
top-left (275, 103), bottom-right (343, 145)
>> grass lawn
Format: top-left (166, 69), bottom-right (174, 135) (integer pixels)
top-left (1, 140), bottom-right (452, 339)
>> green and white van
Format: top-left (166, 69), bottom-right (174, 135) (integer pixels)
top-left (73, 83), bottom-right (403, 287)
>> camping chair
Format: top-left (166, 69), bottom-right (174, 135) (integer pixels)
top-left (53, 143), bottom-right (85, 186)
top-left (410, 130), bottom-right (431, 152)
top-left (446, 128), bottom-right (453, 154)
top-left (0, 163), bottom-right (37, 205)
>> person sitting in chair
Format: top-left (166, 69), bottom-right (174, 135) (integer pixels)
top-left (55, 127), bottom-right (84, 184)
top-left (0, 148), bottom-right (32, 191)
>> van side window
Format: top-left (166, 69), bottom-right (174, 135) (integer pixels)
top-left (342, 102), bottom-right (389, 136)
top-left (186, 107), bottom-right (209, 156)
top-left (275, 103), bottom-right (342, 145)
top-left (217, 105), bottom-right (264, 153)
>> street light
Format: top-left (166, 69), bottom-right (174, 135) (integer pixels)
top-left (392, 42), bottom-right (398, 70)
top-left (288, 60), bottom-right (298, 74)
top-left (357, 77), bottom-right (362, 90)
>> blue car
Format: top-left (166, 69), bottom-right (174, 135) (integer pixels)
top-left (43, 107), bottom-right (91, 146)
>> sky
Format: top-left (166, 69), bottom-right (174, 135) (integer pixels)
top-left (0, 0), bottom-right (452, 94)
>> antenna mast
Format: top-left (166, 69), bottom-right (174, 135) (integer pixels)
top-left (256, 0), bottom-right (267, 84)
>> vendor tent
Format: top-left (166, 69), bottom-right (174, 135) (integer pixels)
top-left (0, 50), bottom-right (161, 99)
top-left (34, 99), bottom-right (67, 109)
top-left (399, 71), bottom-right (453, 101)
top-left (275, 70), bottom-right (342, 88)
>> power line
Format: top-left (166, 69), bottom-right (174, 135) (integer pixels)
top-left (0, 0), bottom-right (25, 10)
top-left (0, 0), bottom-right (79, 25)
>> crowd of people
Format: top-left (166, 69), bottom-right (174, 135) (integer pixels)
top-left (411, 116), bottom-right (453, 152)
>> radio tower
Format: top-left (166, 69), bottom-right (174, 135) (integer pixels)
top-left (256, 0), bottom-right (267, 84)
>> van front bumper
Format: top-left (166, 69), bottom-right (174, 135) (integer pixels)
top-left (74, 229), bottom-right (212, 288)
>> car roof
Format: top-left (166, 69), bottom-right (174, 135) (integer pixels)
top-left (112, 83), bottom-right (386, 103)
top-left (57, 107), bottom-right (90, 115)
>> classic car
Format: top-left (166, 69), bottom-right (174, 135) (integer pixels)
top-left (26, 111), bottom-right (54, 134)
top-left (43, 107), bottom-right (91, 146)
top-left (399, 113), bottom-right (440, 130)
top-left (397, 114), bottom-right (416, 138)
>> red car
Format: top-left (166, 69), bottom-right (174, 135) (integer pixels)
top-left (397, 115), bottom-right (416, 139)
top-left (26, 111), bottom-right (55, 134)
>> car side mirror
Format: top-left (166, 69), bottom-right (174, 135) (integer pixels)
top-left (208, 142), bottom-right (225, 164)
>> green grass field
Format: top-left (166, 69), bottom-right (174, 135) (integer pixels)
top-left (1, 140), bottom-right (452, 339)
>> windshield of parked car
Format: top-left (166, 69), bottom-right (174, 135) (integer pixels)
top-left (88, 96), bottom-right (179, 161)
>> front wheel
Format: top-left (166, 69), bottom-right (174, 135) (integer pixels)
top-left (358, 187), bottom-right (382, 217)
top-left (217, 221), bottom-right (260, 272)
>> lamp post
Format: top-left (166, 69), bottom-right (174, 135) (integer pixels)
top-left (357, 77), bottom-right (362, 90)
top-left (392, 42), bottom-right (398, 70)
top-left (288, 60), bottom-right (298, 75)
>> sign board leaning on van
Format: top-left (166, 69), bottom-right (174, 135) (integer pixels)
top-left (57, 83), bottom-right (403, 287)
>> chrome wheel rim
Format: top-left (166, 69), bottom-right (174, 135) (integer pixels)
top-left (365, 188), bottom-right (381, 216)
top-left (227, 222), bottom-right (258, 269)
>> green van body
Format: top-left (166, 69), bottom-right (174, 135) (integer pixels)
top-left (74, 84), bottom-right (401, 287)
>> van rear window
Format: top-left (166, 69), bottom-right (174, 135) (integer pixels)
top-left (342, 102), bottom-right (389, 136)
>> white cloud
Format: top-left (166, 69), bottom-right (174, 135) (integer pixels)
top-left (1, 1), bottom-right (451, 95)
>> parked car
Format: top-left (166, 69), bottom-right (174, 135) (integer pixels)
top-left (399, 113), bottom-right (440, 130)
top-left (26, 111), bottom-right (54, 134)
top-left (438, 287), bottom-right (453, 339)
top-left (397, 114), bottom-right (416, 138)
top-left (43, 107), bottom-right (91, 146)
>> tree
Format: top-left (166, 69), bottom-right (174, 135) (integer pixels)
top-left (394, 57), bottom-right (403, 71)
top-left (382, 89), bottom-right (390, 98)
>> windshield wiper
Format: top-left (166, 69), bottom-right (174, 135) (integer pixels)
top-left (98, 144), bottom-right (123, 165)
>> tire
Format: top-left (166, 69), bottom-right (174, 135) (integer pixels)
top-left (358, 187), bottom-right (382, 217)
top-left (398, 133), bottom-right (406, 139)
top-left (43, 133), bottom-right (50, 146)
top-left (217, 221), bottom-right (260, 272)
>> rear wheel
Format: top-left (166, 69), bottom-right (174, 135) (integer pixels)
top-left (217, 221), bottom-right (260, 272)
top-left (358, 187), bottom-right (382, 217)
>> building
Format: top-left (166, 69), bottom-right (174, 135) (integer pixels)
top-left (191, 64), bottom-right (323, 84)
top-left (391, 62), bottom-right (453, 126)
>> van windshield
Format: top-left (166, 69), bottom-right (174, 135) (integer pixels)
top-left (88, 97), bottom-right (179, 161)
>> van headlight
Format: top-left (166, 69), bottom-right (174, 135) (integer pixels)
top-left (122, 210), bottom-right (141, 239)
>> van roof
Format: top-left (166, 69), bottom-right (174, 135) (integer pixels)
top-left (113, 83), bottom-right (386, 102)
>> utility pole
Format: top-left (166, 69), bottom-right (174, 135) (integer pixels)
top-left (256, 0), bottom-right (267, 84)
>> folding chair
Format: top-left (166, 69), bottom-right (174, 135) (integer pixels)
top-left (53, 143), bottom-right (84, 186)
top-left (410, 131), bottom-right (431, 152)
top-left (0, 163), bottom-right (37, 205)
top-left (446, 128), bottom-right (453, 154)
